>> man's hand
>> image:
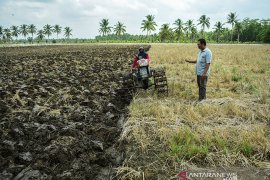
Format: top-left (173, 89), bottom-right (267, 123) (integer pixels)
top-left (200, 74), bottom-right (206, 81)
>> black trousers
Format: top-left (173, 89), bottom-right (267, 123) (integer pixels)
top-left (197, 75), bottom-right (208, 101)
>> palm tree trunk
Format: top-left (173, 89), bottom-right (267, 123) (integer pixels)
top-left (231, 24), bottom-right (233, 42)
top-left (237, 33), bottom-right (240, 43)
top-left (202, 26), bottom-right (205, 38)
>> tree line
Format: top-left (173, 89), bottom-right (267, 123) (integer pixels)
top-left (1, 12), bottom-right (269, 44)
top-left (0, 24), bottom-right (72, 43)
top-left (97, 12), bottom-right (270, 43)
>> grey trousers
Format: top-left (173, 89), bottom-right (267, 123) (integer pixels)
top-left (197, 75), bottom-right (208, 101)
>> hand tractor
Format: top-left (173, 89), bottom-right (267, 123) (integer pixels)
top-left (120, 59), bottom-right (168, 97)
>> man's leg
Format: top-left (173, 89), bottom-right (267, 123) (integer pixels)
top-left (197, 75), bottom-right (202, 100)
top-left (202, 76), bottom-right (208, 99)
top-left (197, 75), bottom-right (208, 101)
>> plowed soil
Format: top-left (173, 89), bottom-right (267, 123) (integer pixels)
top-left (0, 45), bottom-right (149, 179)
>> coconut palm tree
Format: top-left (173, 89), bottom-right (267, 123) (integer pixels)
top-left (214, 21), bottom-right (224, 43)
top-left (227, 12), bottom-right (238, 41)
top-left (20, 24), bottom-right (28, 41)
top-left (141, 15), bottom-right (157, 36)
top-left (114, 21), bottom-right (126, 36)
top-left (64, 27), bottom-right (72, 39)
top-left (185, 20), bottom-right (195, 42)
top-left (28, 24), bottom-right (36, 43)
top-left (37, 30), bottom-right (45, 41)
top-left (173, 18), bottom-right (184, 41)
top-left (198, 15), bottom-right (210, 37)
top-left (43, 24), bottom-right (53, 42)
top-left (234, 22), bottom-right (242, 43)
top-left (190, 26), bottom-right (197, 42)
top-left (54, 25), bottom-right (62, 39)
top-left (28, 24), bottom-right (37, 39)
top-left (159, 24), bottom-right (173, 42)
top-left (3, 28), bottom-right (11, 42)
top-left (11, 25), bottom-right (20, 40)
top-left (99, 19), bottom-right (112, 36)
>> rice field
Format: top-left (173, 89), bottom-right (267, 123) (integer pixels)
top-left (117, 44), bottom-right (270, 179)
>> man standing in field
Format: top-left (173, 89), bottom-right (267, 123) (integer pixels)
top-left (185, 39), bottom-right (212, 101)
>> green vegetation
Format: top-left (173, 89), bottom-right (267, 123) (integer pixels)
top-left (0, 24), bottom-right (72, 43)
top-left (169, 126), bottom-right (256, 162)
top-left (170, 127), bottom-right (209, 160)
top-left (96, 12), bottom-right (270, 43)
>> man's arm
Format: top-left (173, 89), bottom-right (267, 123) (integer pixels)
top-left (185, 59), bottom-right (197, 63)
top-left (202, 63), bottom-right (210, 76)
top-left (146, 53), bottom-right (150, 63)
top-left (201, 50), bottom-right (212, 80)
top-left (200, 63), bottom-right (210, 80)
top-left (132, 56), bottom-right (139, 72)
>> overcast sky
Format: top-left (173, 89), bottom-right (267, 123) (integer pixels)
top-left (0, 0), bottom-right (269, 38)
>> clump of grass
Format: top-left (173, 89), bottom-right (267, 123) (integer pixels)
top-left (231, 67), bottom-right (243, 82)
top-left (232, 74), bottom-right (242, 82)
top-left (236, 141), bottom-right (254, 157)
top-left (170, 127), bottom-right (209, 160)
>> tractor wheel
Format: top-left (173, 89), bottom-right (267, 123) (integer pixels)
top-left (152, 68), bottom-right (168, 96)
top-left (142, 79), bottom-right (149, 90)
top-left (117, 72), bottom-right (136, 101)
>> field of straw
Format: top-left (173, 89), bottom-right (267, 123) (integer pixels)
top-left (117, 44), bottom-right (270, 179)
